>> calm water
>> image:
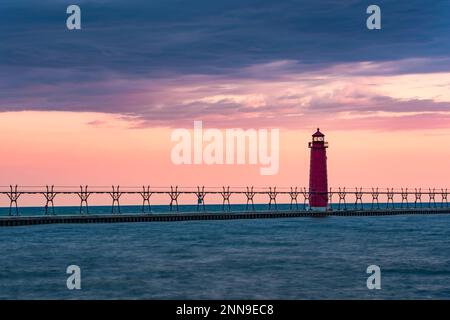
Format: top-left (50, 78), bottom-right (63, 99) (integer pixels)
top-left (1, 206), bottom-right (450, 299)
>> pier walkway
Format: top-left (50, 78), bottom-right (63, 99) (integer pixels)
top-left (1, 208), bottom-right (450, 227)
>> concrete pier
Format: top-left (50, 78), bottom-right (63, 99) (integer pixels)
top-left (1, 208), bottom-right (450, 227)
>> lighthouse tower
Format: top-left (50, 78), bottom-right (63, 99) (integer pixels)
top-left (308, 128), bottom-right (329, 211)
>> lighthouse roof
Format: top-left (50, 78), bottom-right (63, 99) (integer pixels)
top-left (312, 128), bottom-right (324, 137)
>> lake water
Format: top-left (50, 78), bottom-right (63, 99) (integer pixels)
top-left (1, 206), bottom-right (450, 299)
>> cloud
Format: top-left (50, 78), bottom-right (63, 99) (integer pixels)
top-left (86, 119), bottom-right (106, 127)
top-left (5, 60), bottom-right (450, 130)
top-left (0, 0), bottom-right (449, 130)
top-left (1, 0), bottom-right (449, 74)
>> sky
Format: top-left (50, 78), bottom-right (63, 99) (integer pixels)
top-left (0, 0), bottom-right (450, 205)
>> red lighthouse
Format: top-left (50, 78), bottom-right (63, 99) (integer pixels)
top-left (308, 128), bottom-right (329, 211)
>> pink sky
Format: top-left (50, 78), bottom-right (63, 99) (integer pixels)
top-left (1, 61), bottom-right (450, 206)
top-left (1, 113), bottom-right (450, 206)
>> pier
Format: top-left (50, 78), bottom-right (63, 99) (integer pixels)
top-left (1, 208), bottom-right (449, 227)
top-left (0, 185), bottom-right (449, 227)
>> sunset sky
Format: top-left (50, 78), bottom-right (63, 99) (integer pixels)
top-left (1, 0), bottom-right (450, 205)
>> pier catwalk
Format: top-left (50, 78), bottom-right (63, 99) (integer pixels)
top-left (1, 208), bottom-right (450, 227)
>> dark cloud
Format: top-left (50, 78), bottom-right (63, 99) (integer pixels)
top-left (0, 0), bottom-right (449, 128)
top-left (1, 0), bottom-right (449, 74)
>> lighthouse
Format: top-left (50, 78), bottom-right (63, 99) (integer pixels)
top-left (308, 128), bottom-right (329, 211)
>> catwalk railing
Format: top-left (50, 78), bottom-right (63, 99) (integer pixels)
top-left (0, 186), bottom-right (449, 216)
